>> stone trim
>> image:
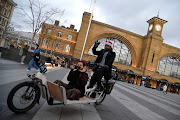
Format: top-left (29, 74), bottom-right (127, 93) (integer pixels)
top-left (162, 43), bottom-right (180, 51)
top-left (85, 33), bottom-right (137, 67)
top-left (92, 20), bottom-right (144, 39)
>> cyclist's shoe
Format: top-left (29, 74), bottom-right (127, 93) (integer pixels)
top-left (95, 86), bottom-right (103, 91)
top-left (87, 85), bottom-right (93, 89)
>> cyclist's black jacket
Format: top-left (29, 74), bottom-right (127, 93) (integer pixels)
top-left (92, 47), bottom-right (116, 72)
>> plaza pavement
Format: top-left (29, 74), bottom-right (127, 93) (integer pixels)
top-left (0, 58), bottom-right (180, 120)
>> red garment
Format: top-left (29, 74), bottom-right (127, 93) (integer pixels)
top-left (54, 69), bottom-right (88, 97)
top-left (79, 61), bottom-right (86, 67)
top-left (67, 70), bottom-right (88, 96)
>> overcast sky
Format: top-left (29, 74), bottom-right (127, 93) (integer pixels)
top-left (12, 0), bottom-right (180, 48)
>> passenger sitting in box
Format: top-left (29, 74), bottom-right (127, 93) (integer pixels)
top-left (54, 61), bottom-right (88, 100)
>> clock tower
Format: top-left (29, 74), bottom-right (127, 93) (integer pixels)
top-left (140, 16), bottom-right (168, 73)
top-left (147, 16), bottom-right (167, 36)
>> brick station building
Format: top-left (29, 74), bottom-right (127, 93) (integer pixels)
top-left (39, 12), bottom-right (180, 87)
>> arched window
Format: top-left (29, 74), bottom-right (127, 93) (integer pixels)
top-left (88, 37), bottom-right (132, 66)
top-left (67, 34), bottom-right (72, 40)
top-left (63, 44), bottom-right (70, 53)
top-left (57, 32), bottom-right (62, 37)
top-left (43, 38), bottom-right (48, 47)
top-left (53, 41), bottom-right (60, 50)
top-left (156, 56), bottom-right (180, 79)
top-left (46, 29), bottom-right (52, 34)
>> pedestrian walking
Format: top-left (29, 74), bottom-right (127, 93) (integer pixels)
top-left (163, 84), bottom-right (168, 95)
top-left (55, 56), bottom-right (59, 67)
top-left (46, 55), bottom-right (54, 66)
top-left (21, 45), bottom-right (28, 64)
top-left (26, 44), bottom-right (40, 71)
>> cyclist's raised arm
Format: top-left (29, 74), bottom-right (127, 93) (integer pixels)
top-left (92, 41), bottom-right (101, 55)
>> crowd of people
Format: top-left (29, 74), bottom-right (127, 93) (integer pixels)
top-left (46, 55), bottom-right (68, 67)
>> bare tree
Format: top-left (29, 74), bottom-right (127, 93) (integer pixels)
top-left (17, 0), bottom-right (64, 50)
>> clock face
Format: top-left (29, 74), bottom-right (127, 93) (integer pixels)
top-left (155, 24), bottom-right (161, 31)
top-left (149, 24), bottom-right (153, 31)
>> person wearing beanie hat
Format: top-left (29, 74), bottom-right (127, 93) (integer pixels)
top-left (79, 61), bottom-right (87, 72)
top-left (88, 40), bottom-right (116, 91)
top-left (105, 41), bottom-right (113, 48)
top-left (36, 43), bottom-right (39, 48)
top-left (80, 61), bottom-right (86, 66)
top-left (54, 61), bottom-right (88, 100)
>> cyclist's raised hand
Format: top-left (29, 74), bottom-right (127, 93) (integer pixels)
top-left (94, 41), bottom-right (100, 48)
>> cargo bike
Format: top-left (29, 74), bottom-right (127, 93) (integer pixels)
top-left (7, 63), bottom-right (116, 113)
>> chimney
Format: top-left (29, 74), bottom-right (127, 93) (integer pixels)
top-left (61, 25), bottom-right (65, 28)
top-left (70, 24), bottom-right (75, 30)
top-left (54, 20), bottom-right (59, 26)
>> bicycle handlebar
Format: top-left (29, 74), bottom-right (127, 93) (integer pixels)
top-left (87, 62), bottom-right (109, 69)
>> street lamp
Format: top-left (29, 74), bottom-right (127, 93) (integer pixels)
top-left (80, 0), bottom-right (96, 60)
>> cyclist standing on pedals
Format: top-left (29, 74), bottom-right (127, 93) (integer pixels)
top-left (88, 40), bottom-right (116, 91)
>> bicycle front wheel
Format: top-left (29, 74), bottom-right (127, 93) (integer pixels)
top-left (7, 82), bottom-right (39, 113)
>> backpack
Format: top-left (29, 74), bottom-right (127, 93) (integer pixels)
top-left (34, 54), bottom-right (40, 61)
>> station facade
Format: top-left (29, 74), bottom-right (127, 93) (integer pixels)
top-left (39, 12), bottom-right (180, 84)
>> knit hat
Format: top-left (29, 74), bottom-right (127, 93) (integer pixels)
top-left (105, 41), bottom-right (112, 48)
top-left (36, 43), bottom-right (39, 48)
top-left (79, 61), bottom-right (86, 67)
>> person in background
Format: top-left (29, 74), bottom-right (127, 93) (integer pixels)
top-left (61, 61), bottom-right (65, 67)
top-left (21, 45), bottom-right (28, 64)
top-left (163, 84), bottom-right (168, 95)
top-left (26, 44), bottom-right (40, 71)
top-left (55, 56), bottom-right (59, 67)
top-left (47, 55), bottom-right (54, 66)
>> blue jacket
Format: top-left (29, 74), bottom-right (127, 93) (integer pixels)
top-left (32, 48), bottom-right (40, 57)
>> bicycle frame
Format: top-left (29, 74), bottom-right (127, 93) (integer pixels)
top-left (28, 63), bottom-right (115, 105)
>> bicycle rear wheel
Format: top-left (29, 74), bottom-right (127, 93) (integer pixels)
top-left (7, 82), bottom-right (39, 113)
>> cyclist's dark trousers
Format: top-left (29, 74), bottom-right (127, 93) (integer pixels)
top-left (90, 68), bottom-right (110, 88)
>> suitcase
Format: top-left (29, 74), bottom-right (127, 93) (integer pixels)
top-left (39, 63), bottom-right (47, 73)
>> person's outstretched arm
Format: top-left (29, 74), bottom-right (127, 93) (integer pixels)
top-left (92, 41), bottom-right (100, 55)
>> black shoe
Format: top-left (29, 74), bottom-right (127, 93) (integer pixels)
top-left (95, 86), bottom-right (103, 91)
top-left (87, 85), bottom-right (93, 89)
top-left (68, 98), bottom-right (73, 100)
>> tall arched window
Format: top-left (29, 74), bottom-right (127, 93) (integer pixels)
top-left (63, 44), bottom-right (70, 53)
top-left (53, 41), bottom-right (60, 50)
top-left (57, 32), bottom-right (62, 37)
top-left (46, 29), bottom-right (52, 34)
top-left (156, 56), bottom-right (180, 79)
top-left (43, 38), bottom-right (48, 47)
top-left (88, 37), bottom-right (132, 66)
